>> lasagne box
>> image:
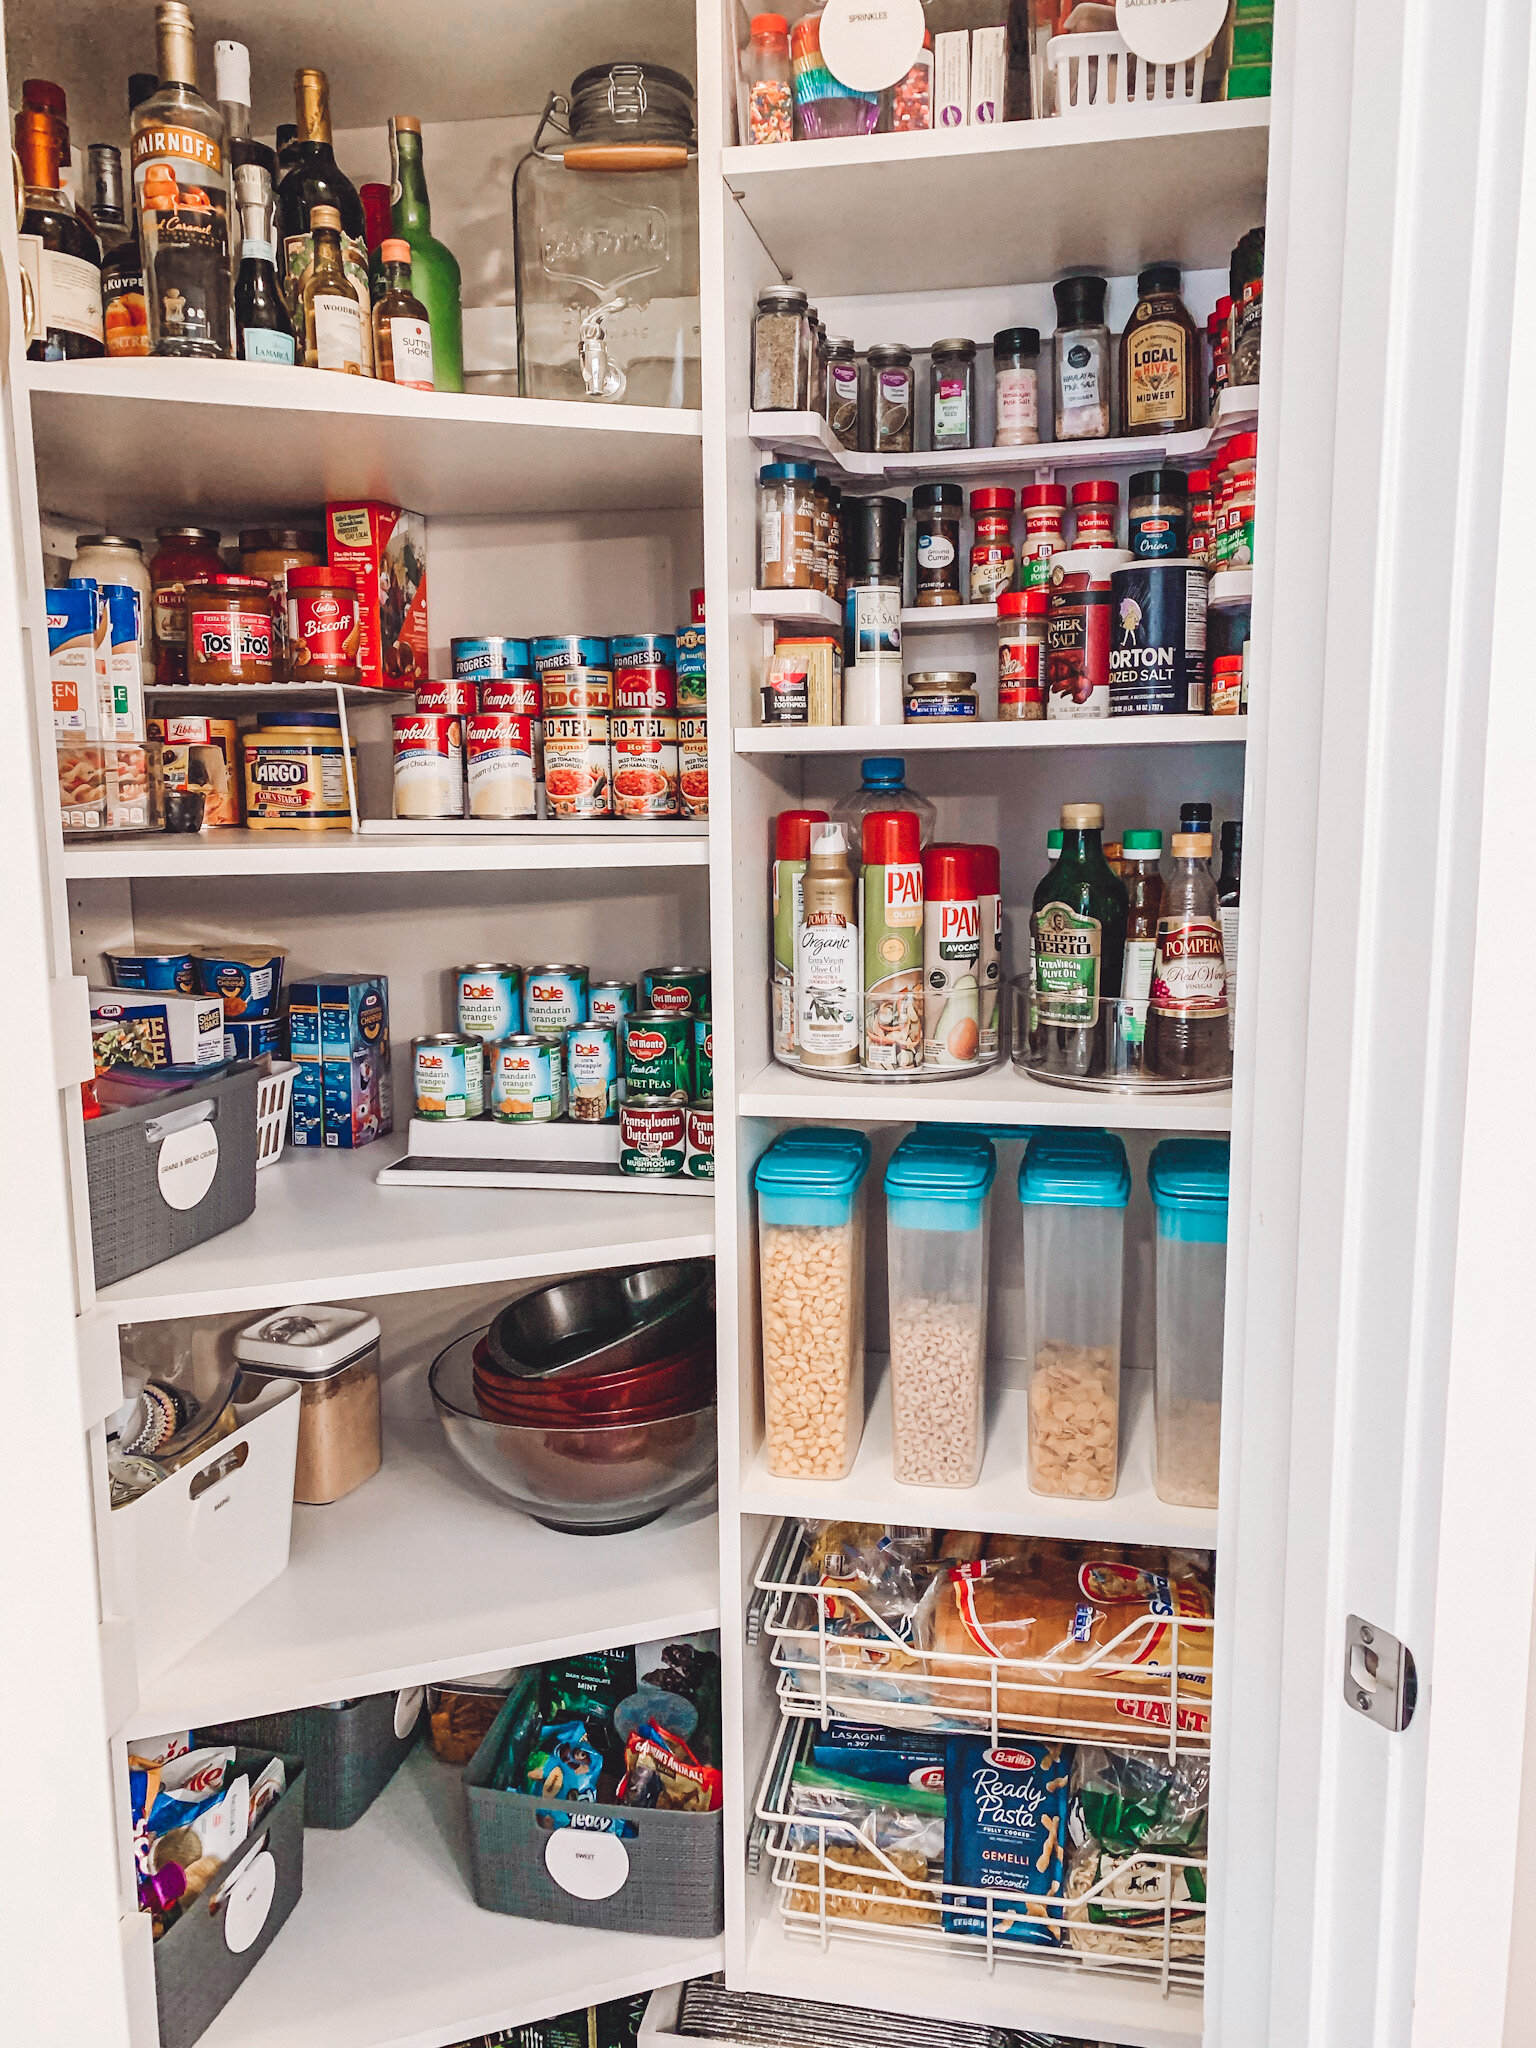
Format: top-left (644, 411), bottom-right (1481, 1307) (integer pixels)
top-left (326, 501), bottom-right (428, 691)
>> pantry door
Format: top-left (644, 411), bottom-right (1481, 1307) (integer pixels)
top-left (1215, 0), bottom-right (1536, 2043)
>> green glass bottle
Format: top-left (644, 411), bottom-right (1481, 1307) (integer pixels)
top-left (1030, 800), bottom-right (1128, 1079)
top-left (388, 116), bottom-right (463, 393)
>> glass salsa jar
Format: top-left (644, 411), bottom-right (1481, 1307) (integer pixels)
top-left (240, 526), bottom-right (323, 680)
top-left (185, 574), bottom-right (275, 686)
top-left (150, 526), bottom-right (223, 685)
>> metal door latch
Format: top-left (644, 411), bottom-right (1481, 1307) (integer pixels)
top-left (1344, 1615), bottom-right (1417, 1730)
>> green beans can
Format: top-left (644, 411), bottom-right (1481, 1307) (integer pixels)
top-left (692, 1012), bottom-right (712, 1102)
top-left (623, 1009), bottom-right (693, 1102)
top-left (641, 965), bottom-right (710, 1017)
top-left (620, 1101), bottom-right (686, 1176)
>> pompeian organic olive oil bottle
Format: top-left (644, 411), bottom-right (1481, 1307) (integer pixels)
top-left (1030, 800), bottom-right (1128, 1078)
top-left (388, 117), bottom-right (464, 392)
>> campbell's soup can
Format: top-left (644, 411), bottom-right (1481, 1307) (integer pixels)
top-left (415, 678), bottom-right (478, 717)
top-left (587, 980), bottom-right (637, 1031)
top-left (466, 712), bottom-right (536, 819)
top-left (620, 1100), bottom-right (686, 1177)
top-left (678, 710), bottom-right (708, 819)
top-left (490, 1034), bottom-right (558, 1122)
top-left (413, 1033), bottom-right (484, 1120)
top-left (624, 1008), bottom-right (692, 1102)
top-left (566, 1022), bottom-right (619, 1122)
top-left (456, 963), bottom-right (521, 1042)
top-left (692, 1013), bottom-right (713, 1102)
top-left (392, 713), bottom-right (464, 818)
top-left (479, 674), bottom-right (539, 717)
top-left (643, 966), bottom-right (711, 1017)
top-left (611, 713), bottom-right (679, 818)
top-left (685, 1104), bottom-right (714, 1179)
top-left (612, 633), bottom-right (677, 711)
top-left (523, 963), bottom-right (588, 1036)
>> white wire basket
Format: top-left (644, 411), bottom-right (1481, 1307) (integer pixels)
top-left (256, 1059), bottom-right (297, 1169)
top-left (1048, 32), bottom-right (1210, 114)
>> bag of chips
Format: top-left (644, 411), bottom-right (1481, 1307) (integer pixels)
top-left (622, 1720), bottom-right (722, 1811)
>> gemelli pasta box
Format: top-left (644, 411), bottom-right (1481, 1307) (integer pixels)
top-left (326, 500), bottom-right (428, 690)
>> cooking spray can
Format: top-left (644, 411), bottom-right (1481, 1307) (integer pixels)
top-left (860, 809), bottom-right (923, 1071)
top-left (796, 822), bottom-right (860, 1069)
top-left (964, 843), bottom-right (1002, 1061)
top-left (772, 808), bottom-right (829, 1059)
top-left (921, 843), bottom-right (981, 1067)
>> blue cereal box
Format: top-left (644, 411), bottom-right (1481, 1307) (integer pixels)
top-left (287, 974), bottom-right (389, 1061)
top-left (943, 1735), bottom-right (1071, 1946)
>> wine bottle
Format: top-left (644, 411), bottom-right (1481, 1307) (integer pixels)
top-left (233, 143), bottom-right (296, 365)
top-left (16, 104), bottom-right (104, 361)
top-left (277, 69), bottom-right (373, 373)
top-left (373, 239), bottom-right (433, 389)
top-left (1146, 832), bottom-right (1232, 1083)
top-left (302, 205), bottom-right (366, 374)
top-left (131, 2), bottom-right (233, 359)
top-left (388, 117), bottom-right (464, 392)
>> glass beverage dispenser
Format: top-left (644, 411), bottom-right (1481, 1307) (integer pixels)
top-left (513, 62), bottom-right (700, 407)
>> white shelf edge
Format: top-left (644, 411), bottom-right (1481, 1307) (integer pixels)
top-left (737, 1061), bottom-right (1233, 1130)
top-left (901, 604), bottom-right (999, 629)
top-left (735, 716), bottom-right (1247, 754)
top-left (61, 828), bottom-right (712, 879)
top-left (749, 587), bottom-right (843, 627)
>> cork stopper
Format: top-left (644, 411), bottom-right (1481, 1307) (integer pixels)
top-left (1173, 832), bottom-right (1212, 858)
top-left (1060, 802), bottom-right (1103, 830)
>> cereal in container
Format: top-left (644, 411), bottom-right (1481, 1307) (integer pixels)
top-left (1147, 1138), bottom-right (1229, 1511)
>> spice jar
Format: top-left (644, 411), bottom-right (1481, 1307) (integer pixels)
top-left (240, 526), bottom-right (323, 680)
top-left (1187, 469), bottom-right (1213, 564)
top-left (1072, 479), bottom-right (1120, 549)
top-left (1021, 484), bottom-right (1067, 587)
top-left (929, 337), bottom-right (976, 451)
top-left (285, 564), bottom-right (361, 683)
top-left (1128, 469), bottom-right (1190, 560)
top-left (890, 34), bottom-right (933, 129)
top-left (759, 461), bottom-right (818, 589)
top-left (969, 487), bottom-right (1016, 603)
top-left (1119, 262), bottom-right (1200, 436)
top-left (150, 526), bottom-right (223, 685)
top-left (185, 575), bottom-right (275, 686)
top-left (866, 342), bottom-right (913, 452)
top-left (825, 337), bottom-right (860, 449)
top-left (1231, 227), bottom-right (1264, 387)
top-left (903, 671), bottom-right (978, 722)
top-left (992, 327), bottom-right (1041, 447)
top-left (912, 481), bottom-right (962, 607)
top-left (235, 1305), bottom-right (383, 1505)
top-left (825, 479), bottom-right (845, 602)
top-left (998, 589), bottom-right (1047, 720)
top-left (811, 478), bottom-right (832, 593)
top-left (752, 285), bottom-right (811, 411)
top-left (1208, 299), bottom-right (1232, 412)
top-left (1052, 275), bottom-right (1111, 440)
top-left (1224, 433), bottom-right (1257, 565)
top-left (809, 311), bottom-right (827, 414)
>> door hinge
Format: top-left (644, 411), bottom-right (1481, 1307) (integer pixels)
top-left (1344, 1614), bottom-right (1417, 1731)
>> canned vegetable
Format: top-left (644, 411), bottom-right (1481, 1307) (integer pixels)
top-left (620, 1101), bottom-right (686, 1177)
top-left (623, 1008), bottom-right (693, 1102)
top-left (642, 966), bottom-right (711, 1017)
top-left (685, 1104), bottom-right (715, 1180)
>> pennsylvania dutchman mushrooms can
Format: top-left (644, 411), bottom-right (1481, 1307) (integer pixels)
top-left (620, 1101), bottom-right (686, 1176)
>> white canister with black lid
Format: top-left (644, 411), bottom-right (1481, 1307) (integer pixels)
top-left (235, 1305), bottom-right (383, 1505)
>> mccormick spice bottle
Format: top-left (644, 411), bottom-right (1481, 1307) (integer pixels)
top-left (969, 488), bottom-right (1016, 603)
top-left (1119, 263), bottom-right (1200, 436)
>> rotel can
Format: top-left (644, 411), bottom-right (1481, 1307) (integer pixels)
top-left (692, 1012), bottom-right (713, 1102)
top-left (413, 1032), bottom-right (484, 1120)
top-left (522, 963), bottom-right (588, 1036)
top-left (678, 710), bottom-right (708, 820)
top-left (542, 668), bottom-right (611, 819)
top-left (566, 1022), bottom-right (619, 1122)
top-left (623, 1009), bottom-right (692, 1102)
top-left (685, 1104), bottom-right (714, 1179)
top-left (587, 980), bottom-right (637, 1031)
top-left (610, 710), bottom-right (679, 818)
top-left (642, 966), bottom-right (711, 1017)
top-left (456, 964), bottom-right (520, 1043)
top-left (490, 1034), bottom-right (557, 1121)
top-left (620, 1101), bottom-right (686, 1177)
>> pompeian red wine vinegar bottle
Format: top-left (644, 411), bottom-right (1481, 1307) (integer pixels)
top-left (1146, 831), bottom-right (1233, 1082)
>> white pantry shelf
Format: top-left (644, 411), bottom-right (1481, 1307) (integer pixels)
top-left (89, 1134), bottom-right (714, 1325)
top-left (196, 1747), bottom-right (723, 2048)
top-left (738, 1060), bottom-right (1232, 1131)
top-left (62, 825), bottom-right (712, 879)
top-left (901, 603), bottom-right (999, 630)
top-left (723, 101), bottom-right (1271, 296)
top-left (127, 1415), bottom-right (719, 1735)
top-left (750, 587), bottom-right (843, 628)
top-left (742, 1361), bottom-right (1215, 1550)
top-left (735, 715), bottom-right (1246, 755)
top-left (27, 360), bottom-right (703, 524)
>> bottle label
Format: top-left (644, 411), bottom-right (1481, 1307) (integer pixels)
top-left (388, 315), bottom-right (434, 390)
top-left (1033, 900), bottom-right (1101, 1025)
top-left (31, 245), bottom-right (106, 344)
top-left (995, 365), bottom-right (1039, 438)
top-left (103, 277), bottom-right (151, 356)
top-left (1059, 338), bottom-right (1103, 410)
top-left (916, 533), bottom-right (955, 570)
top-left (1151, 914), bottom-right (1228, 1016)
top-left (1121, 935), bottom-right (1157, 1043)
top-left (934, 374), bottom-right (969, 438)
top-left (922, 896), bottom-right (981, 1066)
top-left (853, 586), bottom-right (901, 656)
top-left (154, 584), bottom-right (188, 647)
top-left (132, 126), bottom-right (230, 349)
top-left (312, 289), bottom-right (365, 372)
top-left (243, 326), bottom-right (297, 365)
top-left (796, 910), bottom-right (859, 1059)
top-left (284, 231), bottom-right (373, 370)
top-left (1125, 314), bottom-right (1189, 428)
top-left (1219, 903), bottom-right (1239, 1038)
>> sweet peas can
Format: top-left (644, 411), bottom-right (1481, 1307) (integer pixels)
top-left (642, 966), bottom-right (710, 1017)
top-left (623, 1009), bottom-right (692, 1102)
top-left (692, 1013), bottom-right (713, 1102)
top-left (456, 964), bottom-right (520, 1042)
top-left (522, 964), bottom-right (588, 1036)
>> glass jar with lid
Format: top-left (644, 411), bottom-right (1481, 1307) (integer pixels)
top-left (912, 482), bottom-right (962, 607)
top-left (825, 337), bottom-right (859, 448)
top-left (928, 337), bottom-right (976, 451)
top-left (1128, 470), bottom-right (1190, 560)
top-left (969, 487), bottom-right (1016, 603)
top-left (240, 527), bottom-right (323, 680)
top-left (1020, 485), bottom-right (1067, 587)
top-left (866, 342), bottom-right (913, 452)
top-left (752, 285), bottom-right (810, 411)
top-left (1119, 262), bottom-right (1200, 436)
top-left (808, 311), bottom-right (828, 414)
top-left (149, 527), bottom-right (224, 686)
top-left (185, 573), bottom-right (275, 686)
top-left (513, 62), bottom-right (699, 407)
top-left (71, 534), bottom-right (153, 689)
top-left (1052, 274), bottom-right (1111, 441)
top-left (992, 327), bottom-right (1041, 447)
top-left (759, 461), bottom-right (818, 590)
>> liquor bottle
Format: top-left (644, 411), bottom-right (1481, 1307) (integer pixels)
top-left (214, 39), bottom-right (251, 146)
top-left (233, 143), bottom-right (296, 365)
top-left (131, 2), bottom-right (233, 359)
top-left (360, 182), bottom-right (391, 302)
top-left (1030, 800), bottom-right (1128, 1080)
top-left (302, 206), bottom-right (366, 374)
top-left (277, 70), bottom-right (372, 373)
top-left (373, 240), bottom-right (433, 389)
top-left (22, 80), bottom-right (76, 211)
top-left (85, 146), bottom-right (131, 254)
top-left (1217, 819), bottom-right (1242, 1050)
top-left (388, 117), bottom-right (464, 393)
top-left (99, 78), bottom-right (156, 357)
top-left (1146, 832), bottom-right (1231, 1083)
top-left (275, 124), bottom-right (299, 169)
top-left (16, 107), bottom-right (103, 360)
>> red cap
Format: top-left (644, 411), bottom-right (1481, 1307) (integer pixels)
top-left (1022, 484), bottom-right (1068, 509)
top-left (862, 808), bottom-right (920, 867)
top-left (964, 843), bottom-right (1000, 895)
top-left (1188, 469), bottom-right (1210, 490)
top-left (1228, 431), bottom-right (1258, 460)
top-left (690, 587), bottom-right (705, 623)
top-left (970, 486), bottom-right (1016, 514)
top-left (1213, 654), bottom-right (1244, 673)
top-left (186, 572), bottom-right (270, 593)
top-left (359, 182), bottom-right (392, 251)
top-left (997, 589), bottom-right (1048, 619)
top-left (775, 809), bottom-right (829, 860)
top-left (921, 842), bottom-right (974, 900)
top-left (22, 79), bottom-right (66, 116)
top-left (753, 12), bottom-right (789, 31)
top-left (287, 564), bottom-right (359, 590)
top-left (1217, 295), bottom-right (1234, 317)
top-left (1072, 479), bottom-right (1119, 506)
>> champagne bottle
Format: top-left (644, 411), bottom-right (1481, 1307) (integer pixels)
top-left (388, 117), bottom-right (464, 392)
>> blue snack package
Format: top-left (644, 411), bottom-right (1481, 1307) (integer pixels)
top-left (524, 1719), bottom-right (606, 1802)
top-left (943, 1735), bottom-right (1072, 1945)
top-left (809, 1720), bottom-right (946, 1789)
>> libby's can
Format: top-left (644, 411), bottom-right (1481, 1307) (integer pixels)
top-left (522, 963), bottom-right (588, 1036)
top-left (642, 966), bottom-right (711, 1017)
top-left (692, 1012), bottom-right (713, 1102)
top-left (566, 1022), bottom-right (619, 1122)
top-left (620, 1101), bottom-right (686, 1177)
top-left (413, 1033), bottom-right (484, 1120)
top-left (490, 1034), bottom-right (557, 1122)
top-left (685, 1104), bottom-right (714, 1180)
top-left (587, 980), bottom-right (637, 1031)
top-left (624, 1009), bottom-right (692, 1102)
top-left (456, 963), bottom-right (520, 1042)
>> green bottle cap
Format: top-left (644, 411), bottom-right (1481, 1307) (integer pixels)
top-left (1047, 828), bottom-right (1063, 850)
top-left (1123, 829), bottom-right (1163, 851)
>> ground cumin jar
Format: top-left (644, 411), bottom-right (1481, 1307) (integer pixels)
top-left (185, 574), bottom-right (275, 685)
top-left (286, 564), bottom-right (361, 683)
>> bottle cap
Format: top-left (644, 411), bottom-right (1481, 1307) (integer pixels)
top-left (392, 114), bottom-right (422, 134)
top-left (1173, 832), bottom-right (1212, 857)
top-left (1022, 483), bottom-right (1068, 511)
top-left (752, 12), bottom-right (790, 31)
top-left (1072, 479), bottom-right (1119, 506)
top-left (993, 326), bottom-right (1039, 357)
top-left (1221, 819), bottom-right (1243, 850)
top-left (862, 808), bottom-right (920, 867)
top-left (214, 40), bottom-right (251, 106)
top-left (1123, 828), bottom-right (1163, 852)
top-left (774, 809), bottom-right (829, 861)
top-left (1188, 469), bottom-right (1211, 491)
top-left (1137, 261), bottom-right (1182, 296)
top-left (1216, 294), bottom-right (1234, 318)
top-left (310, 204), bottom-right (342, 230)
top-left (1130, 469), bottom-right (1188, 502)
top-left (844, 497), bottom-right (906, 582)
top-left (1047, 828), bottom-right (1063, 851)
top-left (912, 482), bottom-right (963, 513)
top-left (970, 486), bottom-right (1016, 515)
top-left (1053, 273), bottom-right (1107, 325)
top-left (810, 822), bottom-right (848, 858)
top-left (1180, 801), bottom-right (1213, 828)
top-left (965, 843), bottom-right (1000, 894)
top-left (921, 842), bottom-right (974, 899)
top-left (1060, 802), bottom-right (1103, 830)
top-left (380, 237), bottom-right (412, 263)
top-left (861, 756), bottom-right (905, 786)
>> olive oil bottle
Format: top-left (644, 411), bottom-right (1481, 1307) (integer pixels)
top-left (1030, 801), bottom-right (1128, 1078)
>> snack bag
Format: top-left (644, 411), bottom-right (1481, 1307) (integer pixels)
top-left (943, 1735), bottom-right (1072, 1946)
top-left (621, 1721), bottom-right (723, 1812)
top-left (525, 1719), bottom-right (607, 1803)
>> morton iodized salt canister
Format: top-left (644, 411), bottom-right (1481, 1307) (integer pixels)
top-left (1108, 561), bottom-right (1209, 716)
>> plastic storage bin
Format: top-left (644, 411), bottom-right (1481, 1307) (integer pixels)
top-left (1047, 31), bottom-right (1209, 114)
top-left (196, 1690), bottom-right (423, 1829)
top-left (1147, 1138), bottom-right (1230, 1509)
top-left (755, 1127), bottom-right (871, 1480)
top-left (234, 1305), bottom-right (383, 1505)
top-left (1019, 1131), bottom-right (1131, 1500)
top-left (884, 1131), bottom-right (997, 1487)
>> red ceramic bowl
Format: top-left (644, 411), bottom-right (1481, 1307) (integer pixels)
top-left (472, 1336), bottom-right (715, 1416)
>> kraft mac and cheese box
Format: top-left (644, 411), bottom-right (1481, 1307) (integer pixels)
top-left (942, 1735), bottom-right (1071, 1946)
top-left (89, 989), bottom-right (226, 1073)
top-left (286, 975), bottom-right (390, 1062)
top-left (289, 1050), bottom-right (392, 1149)
top-left (326, 501), bottom-right (428, 691)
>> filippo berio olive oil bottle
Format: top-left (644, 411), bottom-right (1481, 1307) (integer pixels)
top-left (1031, 801), bottom-right (1128, 1078)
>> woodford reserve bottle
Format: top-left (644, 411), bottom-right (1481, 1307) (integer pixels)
top-left (278, 69), bottom-right (373, 373)
top-left (15, 103), bottom-right (103, 360)
top-left (131, 3), bottom-right (232, 358)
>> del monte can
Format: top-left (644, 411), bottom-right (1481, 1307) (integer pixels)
top-left (624, 1009), bottom-right (692, 1102)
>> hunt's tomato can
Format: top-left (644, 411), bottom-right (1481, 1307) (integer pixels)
top-left (612, 633), bottom-right (677, 711)
top-left (611, 712), bottom-right (679, 818)
top-left (623, 1008), bottom-right (692, 1102)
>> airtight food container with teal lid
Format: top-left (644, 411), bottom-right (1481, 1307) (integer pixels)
top-left (1147, 1139), bottom-right (1229, 1511)
top-left (1018, 1131), bottom-right (1131, 1503)
top-left (754, 1129), bottom-right (871, 1481)
top-left (884, 1133), bottom-right (997, 1488)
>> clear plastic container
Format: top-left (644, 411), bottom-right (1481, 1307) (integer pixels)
top-left (1019, 1131), bottom-right (1130, 1500)
top-left (755, 1127), bottom-right (871, 1479)
top-left (235, 1304), bottom-right (383, 1505)
top-left (829, 755), bottom-right (937, 877)
top-left (1147, 1139), bottom-right (1229, 1509)
top-left (885, 1132), bottom-right (997, 1487)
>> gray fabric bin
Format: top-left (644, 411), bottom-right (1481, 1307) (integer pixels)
top-left (196, 1689), bottom-right (422, 1829)
top-left (152, 1752), bottom-right (305, 2048)
top-left (462, 1692), bottom-right (723, 1938)
top-left (86, 1062), bottom-right (260, 1288)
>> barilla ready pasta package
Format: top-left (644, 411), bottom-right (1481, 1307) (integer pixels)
top-left (942, 1734), bottom-right (1072, 1945)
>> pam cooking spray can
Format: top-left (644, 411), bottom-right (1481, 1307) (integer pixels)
top-left (921, 843), bottom-right (981, 1067)
top-left (963, 842), bottom-right (1002, 1061)
top-left (860, 809), bottom-right (923, 1071)
top-left (772, 808), bottom-right (829, 1059)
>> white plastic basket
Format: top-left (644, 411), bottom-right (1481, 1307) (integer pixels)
top-left (256, 1058), bottom-right (297, 1168)
top-left (1048, 31), bottom-right (1209, 113)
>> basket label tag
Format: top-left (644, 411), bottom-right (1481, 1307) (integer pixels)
top-left (1116, 0), bottom-right (1228, 63)
top-left (157, 1119), bottom-right (220, 1210)
top-left (221, 1845), bottom-right (276, 1953)
top-left (543, 1824), bottom-right (630, 1900)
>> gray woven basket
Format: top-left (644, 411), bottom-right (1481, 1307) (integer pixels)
top-left (197, 1691), bottom-right (422, 1830)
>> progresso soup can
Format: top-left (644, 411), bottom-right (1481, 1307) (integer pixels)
top-left (587, 980), bottom-right (637, 1031)
top-left (456, 964), bottom-right (521, 1042)
top-left (452, 636), bottom-right (531, 682)
top-left (623, 1009), bottom-right (692, 1103)
top-left (413, 1033), bottom-right (484, 1120)
top-left (620, 1101), bottom-right (685, 1177)
top-left (643, 966), bottom-right (711, 1017)
top-left (566, 1022), bottom-right (619, 1122)
top-left (522, 963), bottom-right (588, 1036)
top-left (490, 1034), bottom-right (559, 1122)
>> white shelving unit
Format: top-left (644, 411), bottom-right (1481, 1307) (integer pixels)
top-left (736, 715), bottom-right (1246, 754)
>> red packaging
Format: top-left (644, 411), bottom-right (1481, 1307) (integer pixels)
top-left (326, 500), bottom-right (428, 690)
top-left (480, 675), bottom-right (540, 718)
top-left (391, 712), bottom-right (463, 819)
top-left (286, 565), bottom-right (360, 682)
top-left (1071, 479), bottom-right (1120, 549)
top-left (690, 587), bottom-right (705, 624)
top-left (611, 711), bottom-right (680, 818)
top-left (416, 678), bottom-right (477, 716)
top-left (614, 663), bottom-right (676, 712)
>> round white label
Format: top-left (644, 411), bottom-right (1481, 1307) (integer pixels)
top-left (394, 1686), bottom-right (424, 1739)
top-left (156, 1120), bottom-right (220, 1210)
top-left (543, 1826), bottom-right (630, 1901)
top-left (819, 0), bottom-right (926, 90)
top-left (1116, 0), bottom-right (1229, 64)
top-left (222, 1847), bottom-right (276, 1953)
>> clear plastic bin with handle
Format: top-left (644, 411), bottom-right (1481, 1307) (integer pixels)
top-left (1147, 1138), bottom-right (1229, 1509)
top-left (755, 1126), bottom-right (871, 1480)
top-left (1019, 1130), bottom-right (1131, 1500)
top-left (884, 1130), bottom-right (997, 1488)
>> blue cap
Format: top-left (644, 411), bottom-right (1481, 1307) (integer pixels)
top-left (1147, 1138), bottom-right (1230, 1242)
top-left (760, 462), bottom-right (819, 484)
top-left (1018, 1131), bottom-right (1131, 1209)
top-left (754, 1129), bottom-right (871, 1226)
top-left (906, 1122), bottom-right (1053, 1144)
top-left (860, 757), bottom-right (906, 786)
top-left (886, 1134), bottom-right (996, 1232)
